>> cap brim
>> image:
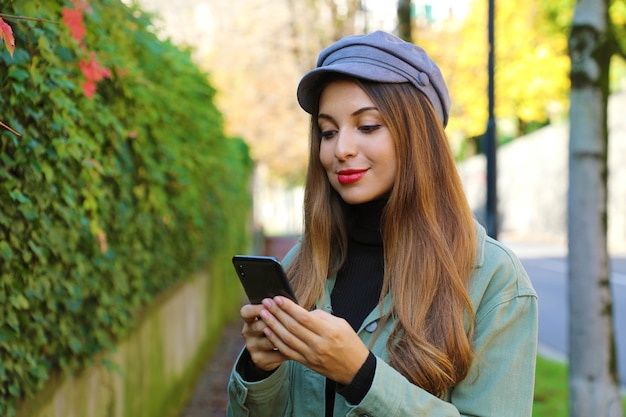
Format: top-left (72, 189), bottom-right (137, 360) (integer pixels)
top-left (296, 63), bottom-right (408, 114)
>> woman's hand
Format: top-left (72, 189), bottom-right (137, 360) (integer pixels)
top-left (258, 296), bottom-right (370, 385)
top-left (240, 303), bottom-right (289, 371)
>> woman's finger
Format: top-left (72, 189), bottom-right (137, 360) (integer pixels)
top-left (248, 348), bottom-right (289, 371)
top-left (262, 297), bottom-right (370, 384)
top-left (259, 304), bottom-right (314, 362)
top-left (240, 303), bottom-right (264, 322)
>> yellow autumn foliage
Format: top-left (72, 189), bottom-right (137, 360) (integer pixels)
top-left (418, 0), bottom-right (572, 142)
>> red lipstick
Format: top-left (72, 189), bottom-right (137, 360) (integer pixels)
top-left (337, 169), bottom-right (367, 184)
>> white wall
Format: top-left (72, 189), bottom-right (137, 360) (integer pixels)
top-left (459, 91), bottom-right (626, 252)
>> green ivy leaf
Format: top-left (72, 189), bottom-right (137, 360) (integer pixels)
top-left (17, 203), bottom-right (38, 221)
top-left (8, 384), bottom-right (19, 397)
top-left (68, 338), bottom-right (82, 354)
top-left (10, 295), bottom-right (30, 310)
top-left (0, 241), bottom-right (13, 260)
top-left (7, 66), bottom-right (28, 82)
top-left (8, 190), bottom-right (31, 204)
top-left (6, 313), bottom-right (19, 331)
top-left (28, 365), bottom-right (48, 380)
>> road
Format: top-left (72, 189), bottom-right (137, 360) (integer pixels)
top-left (503, 239), bottom-right (626, 389)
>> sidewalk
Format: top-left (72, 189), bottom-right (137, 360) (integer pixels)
top-left (178, 235), bottom-right (299, 417)
top-left (178, 321), bottom-right (244, 417)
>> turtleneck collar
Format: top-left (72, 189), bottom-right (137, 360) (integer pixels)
top-left (347, 198), bottom-right (387, 245)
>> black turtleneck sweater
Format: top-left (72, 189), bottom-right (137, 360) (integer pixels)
top-left (326, 198), bottom-right (386, 413)
top-left (332, 198), bottom-right (386, 330)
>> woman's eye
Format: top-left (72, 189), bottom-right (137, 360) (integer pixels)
top-left (320, 130), bottom-right (337, 139)
top-left (360, 124), bottom-right (381, 133)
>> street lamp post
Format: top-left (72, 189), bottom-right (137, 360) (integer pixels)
top-left (485, 0), bottom-right (497, 239)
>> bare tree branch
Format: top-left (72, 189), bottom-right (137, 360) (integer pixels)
top-left (0, 13), bottom-right (57, 25)
top-left (0, 120), bottom-right (22, 136)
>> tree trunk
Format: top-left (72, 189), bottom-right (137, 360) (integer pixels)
top-left (568, 0), bottom-right (623, 416)
top-left (397, 0), bottom-right (412, 42)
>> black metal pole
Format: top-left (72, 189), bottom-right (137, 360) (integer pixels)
top-left (486, 0), bottom-right (497, 239)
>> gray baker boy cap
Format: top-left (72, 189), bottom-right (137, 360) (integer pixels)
top-left (297, 30), bottom-right (451, 127)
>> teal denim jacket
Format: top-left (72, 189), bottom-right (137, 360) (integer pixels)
top-left (228, 223), bottom-right (538, 417)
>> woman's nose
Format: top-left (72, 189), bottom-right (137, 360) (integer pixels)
top-left (334, 130), bottom-right (357, 160)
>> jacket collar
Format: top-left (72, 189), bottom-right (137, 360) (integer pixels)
top-left (473, 220), bottom-right (487, 268)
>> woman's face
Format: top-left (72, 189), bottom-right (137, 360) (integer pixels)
top-left (318, 79), bottom-right (397, 205)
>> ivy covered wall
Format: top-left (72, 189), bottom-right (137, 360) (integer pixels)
top-left (0, 1), bottom-right (252, 415)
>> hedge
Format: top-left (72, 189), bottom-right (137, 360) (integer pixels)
top-left (0, 1), bottom-right (252, 415)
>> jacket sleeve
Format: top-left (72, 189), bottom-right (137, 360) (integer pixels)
top-left (340, 242), bottom-right (539, 417)
top-left (227, 244), bottom-right (302, 417)
top-left (227, 349), bottom-right (292, 417)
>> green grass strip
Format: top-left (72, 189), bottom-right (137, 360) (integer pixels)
top-left (533, 355), bottom-right (626, 416)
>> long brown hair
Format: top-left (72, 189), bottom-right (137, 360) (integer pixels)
top-left (286, 77), bottom-right (477, 397)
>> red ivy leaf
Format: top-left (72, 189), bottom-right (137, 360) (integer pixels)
top-left (80, 53), bottom-right (111, 82)
top-left (62, 7), bottom-right (85, 44)
top-left (0, 17), bottom-right (15, 57)
top-left (72, 0), bottom-right (92, 13)
top-left (61, 0), bottom-right (110, 99)
top-left (79, 53), bottom-right (111, 98)
top-left (82, 80), bottom-right (96, 98)
top-left (96, 230), bottom-right (108, 254)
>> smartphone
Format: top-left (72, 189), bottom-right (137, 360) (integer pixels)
top-left (232, 255), bottom-right (298, 304)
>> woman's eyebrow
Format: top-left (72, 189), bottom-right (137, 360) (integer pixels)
top-left (317, 107), bottom-right (379, 121)
top-left (317, 113), bottom-right (333, 121)
top-left (352, 106), bottom-right (379, 116)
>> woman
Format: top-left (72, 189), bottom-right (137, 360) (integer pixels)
top-left (228, 30), bottom-right (538, 417)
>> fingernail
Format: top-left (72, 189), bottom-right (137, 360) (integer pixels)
top-left (259, 310), bottom-right (270, 320)
top-left (274, 296), bottom-right (284, 305)
top-left (262, 298), bottom-right (272, 308)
